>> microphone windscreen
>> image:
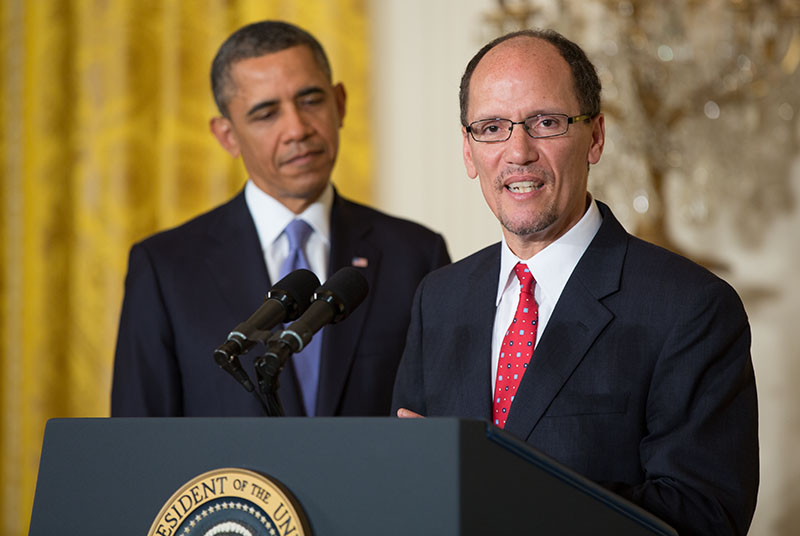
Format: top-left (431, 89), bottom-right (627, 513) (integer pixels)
top-left (319, 267), bottom-right (369, 318)
top-left (271, 269), bottom-right (320, 307)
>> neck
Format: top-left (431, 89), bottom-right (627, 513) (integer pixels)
top-left (504, 194), bottom-right (593, 259)
top-left (504, 233), bottom-right (547, 260)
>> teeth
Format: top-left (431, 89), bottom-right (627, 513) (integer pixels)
top-left (506, 181), bottom-right (540, 193)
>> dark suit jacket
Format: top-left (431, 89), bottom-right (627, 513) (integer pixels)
top-left (112, 189), bottom-right (450, 417)
top-left (392, 201), bottom-right (758, 536)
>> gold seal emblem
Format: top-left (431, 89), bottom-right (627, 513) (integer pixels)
top-left (148, 468), bottom-right (310, 536)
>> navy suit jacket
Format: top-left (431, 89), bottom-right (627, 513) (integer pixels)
top-left (392, 201), bottom-right (758, 536)
top-left (112, 189), bottom-right (450, 417)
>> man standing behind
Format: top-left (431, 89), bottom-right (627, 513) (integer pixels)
top-left (392, 29), bottom-right (758, 535)
top-left (112, 21), bottom-right (449, 417)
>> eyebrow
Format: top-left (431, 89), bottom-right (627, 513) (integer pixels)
top-left (245, 86), bottom-right (326, 118)
top-left (295, 86), bottom-right (325, 99)
top-left (474, 110), bottom-right (564, 121)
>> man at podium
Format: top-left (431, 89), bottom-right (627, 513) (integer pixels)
top-left (392, 29), bottom-right (758, 536)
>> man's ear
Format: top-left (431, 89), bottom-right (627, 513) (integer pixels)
top-left (462, 127), bottom-right (478, 179)
top-left (333, 82), bottom-right (346, 127)
top-left (210, 116), bottom-right (241, 158)
top-left (587, 113), bottom-right (605, 165)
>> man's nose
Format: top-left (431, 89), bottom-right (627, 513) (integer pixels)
top-left (504, 123), bottom-right (539, 165)
top-left (282, 104), bottom-right (313, 141)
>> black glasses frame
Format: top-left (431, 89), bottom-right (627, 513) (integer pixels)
top-left (466, 113), bottom-right (594, 143)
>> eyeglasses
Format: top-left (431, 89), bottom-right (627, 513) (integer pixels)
top-left (466, 113), bottom-right (594, 143)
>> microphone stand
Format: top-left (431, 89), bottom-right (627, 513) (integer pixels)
top-left (251, 381), bottom-right (274, 416)
top-left (253, 338), bottom-right (296, 417)
top-left (217, 326), bottom-right (288, 417)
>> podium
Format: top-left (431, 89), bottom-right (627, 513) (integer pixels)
top-left (30, 417), bottom-right (676, 535)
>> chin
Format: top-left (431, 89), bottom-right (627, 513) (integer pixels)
top-left (502, 214), bottom-right (558, 237)
top-left (292, 180), bottom-right (329, 199)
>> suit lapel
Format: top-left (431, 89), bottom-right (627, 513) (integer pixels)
top-left (203, 191), bottom-right (305, 416)
top-left (315, 193), bottom-right (380, 415)
top-left (504, 202), bottom-right (627, 440)
top-left (204, 192), bottom-right (271, 320)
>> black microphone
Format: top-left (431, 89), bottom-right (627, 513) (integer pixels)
top-left (267, 266), bottom-right (369, 358)
top-left (214, 269), bottom-right (321, 391)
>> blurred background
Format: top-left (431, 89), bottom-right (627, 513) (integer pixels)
top-left (2, 0), bottom-right (798, 534)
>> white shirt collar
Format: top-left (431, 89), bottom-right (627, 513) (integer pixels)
top-left (244, 180), bottom-right (333, 248)
top-left (496, 196), bottom-right (603, 306)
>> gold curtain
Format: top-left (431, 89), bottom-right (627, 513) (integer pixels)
top-left (0, 0), bottom-right (370, 533)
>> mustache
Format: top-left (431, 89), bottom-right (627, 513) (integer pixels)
top-left (497, 165), bottom-right (550, 183)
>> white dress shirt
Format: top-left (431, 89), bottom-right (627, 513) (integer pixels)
top-left (244, 180), bottom-right (333, 285)
top-left (490, 198), bottom-right (603, 392)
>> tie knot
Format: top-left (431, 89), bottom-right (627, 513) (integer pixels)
top-left (513, 262), bottom-right (535, 294)
top-left (284, 219), bottom-right (313, 250)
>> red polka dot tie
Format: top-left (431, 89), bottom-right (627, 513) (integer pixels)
top-left (493, 262), bottom-right (538, 429)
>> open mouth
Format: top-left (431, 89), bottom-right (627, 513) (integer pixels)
top-left (506, 180), bottom-right (544, 193)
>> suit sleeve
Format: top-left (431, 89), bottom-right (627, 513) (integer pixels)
top-left (391, 275), bottom-right (429, 416)
top-left (609, 279), bottom-right (759, 536)
top-left (390, 231), bottom-right (448, 414)
top-left (111, 243), bottom-right (183, 416)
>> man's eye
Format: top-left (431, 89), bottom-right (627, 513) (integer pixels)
top-left (478, 121), bottom-right (503, 135)
top-left (535, 116), bottom-right (563, 129)
top-left (252, 108), bottom-right (277, 121)
top-left (299, 95), bottom-right (324, 107)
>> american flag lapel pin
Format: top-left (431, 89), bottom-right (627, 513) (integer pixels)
top-left (351, 256), bottom-right (368, 268)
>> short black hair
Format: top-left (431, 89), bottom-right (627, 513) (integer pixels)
top-left (459, 29), bottom-right (601, 126)
top-left (210, 21), bottom-right (332, 117)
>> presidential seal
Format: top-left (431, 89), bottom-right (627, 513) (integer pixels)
top-left (148, 468), bottom-right (310, 536)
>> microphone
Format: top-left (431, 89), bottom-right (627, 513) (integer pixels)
top-left (214, 269), bottom-right (321, 391)
top-left (265, 267), bottom-right (369, 360)
top-left (253, 267), bottom-right (368, 416)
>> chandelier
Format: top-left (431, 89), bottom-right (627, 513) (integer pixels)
top-left (482, 0), bottom-right (800, 266)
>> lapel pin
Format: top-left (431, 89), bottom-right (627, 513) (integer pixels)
top-left (351, 256), bottom-right (368, 268)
